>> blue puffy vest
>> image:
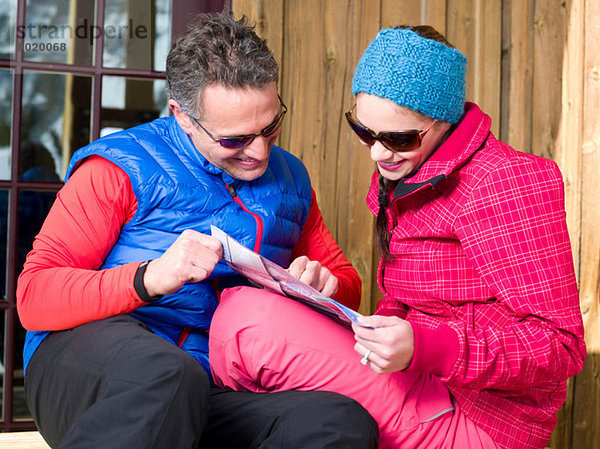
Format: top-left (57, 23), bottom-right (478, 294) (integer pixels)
top-left (23, 116), bottom-right (312, 374)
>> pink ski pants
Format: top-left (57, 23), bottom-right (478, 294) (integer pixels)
top-left (209, 286), bottom-right (498, 449)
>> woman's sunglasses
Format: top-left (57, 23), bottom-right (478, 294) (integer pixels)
top-left (345, 105), bottom-right (436, 152)
top-left (190, 95), bottom-right (288, 149)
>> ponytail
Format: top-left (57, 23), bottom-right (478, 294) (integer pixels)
top-left (375, 173), bottom-right (393, 259)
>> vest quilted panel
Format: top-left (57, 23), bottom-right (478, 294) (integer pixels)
top-left (25, 116), bottom-right (311, 374)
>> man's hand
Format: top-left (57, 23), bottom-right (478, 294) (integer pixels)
top-left (143, 230), bottom-right (223, 297)
top-left (352, 315), bottom-right (415, 374)
top-left (287, 256), bottom-right (339, 297)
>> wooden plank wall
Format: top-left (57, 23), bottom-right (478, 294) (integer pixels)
top-left (231, 1), bottom-right (600, 447)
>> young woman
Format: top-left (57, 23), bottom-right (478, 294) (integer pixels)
top-left (208, 25), bottom-right (586, 449)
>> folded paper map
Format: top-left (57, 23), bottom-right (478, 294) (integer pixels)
top-left (211, 226), bottom-right (368, 328)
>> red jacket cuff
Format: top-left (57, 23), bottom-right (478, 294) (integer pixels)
top-left (404, 322), bottom-right (460, 378)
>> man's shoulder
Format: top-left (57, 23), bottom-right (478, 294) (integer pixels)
top-left (96, 117), bottom-right (172, 149)
top-left (262, 146), bottom-right (312, 198)
top-left (67, 118), bottom-right (175, 179)
top-left (269, 145), bottom-right (309, 175)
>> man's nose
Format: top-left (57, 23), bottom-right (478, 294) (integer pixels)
top-left (244, 136), bottom-right (272, 159)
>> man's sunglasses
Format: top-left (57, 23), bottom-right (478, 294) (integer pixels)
top-left (345, 105), bottom-right (436, 152)
top-left (190, 96), bottom-right (288, 149)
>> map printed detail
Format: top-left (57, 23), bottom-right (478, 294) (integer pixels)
top-left (211, 226), bottom-right (369, 328)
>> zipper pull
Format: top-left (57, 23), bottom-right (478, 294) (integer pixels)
top-left (226, 183), bottom-right (237, 198)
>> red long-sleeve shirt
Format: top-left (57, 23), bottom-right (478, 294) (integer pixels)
top-left (17, 156), bottom-right (361, 331)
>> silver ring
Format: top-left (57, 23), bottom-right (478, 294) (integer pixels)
top-left (360, 349), bottom-right (372, 365)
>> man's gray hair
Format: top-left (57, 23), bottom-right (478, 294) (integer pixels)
top-left (166, 13), bottom-right (279, 118)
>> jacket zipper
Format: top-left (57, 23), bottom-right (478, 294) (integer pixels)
top-left (225, 183), bottom-right (263, 252)
top-left (176, 183), bottom-right (264, 348)
top-left (177, 327), bottom-right (191, 347)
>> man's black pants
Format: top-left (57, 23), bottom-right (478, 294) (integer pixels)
top-left (25, 315), bottom-right (378, 449)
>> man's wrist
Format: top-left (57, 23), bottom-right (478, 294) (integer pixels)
top-left (134, 260), bottom-right (163, 302)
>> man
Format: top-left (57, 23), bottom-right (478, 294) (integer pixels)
top-left (17, 13), bottom-right (378, 449)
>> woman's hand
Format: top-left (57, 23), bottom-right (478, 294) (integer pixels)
top-left (287, 256), bottom-right (339, 297)
top-left (352, 315), bottom-right (415, 374)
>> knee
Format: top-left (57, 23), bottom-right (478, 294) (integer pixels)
top-left (211, 286), bottom-right (277, 342)
top-left (123, 345), bottom-right (211, 408)
top-left (162, 350), bottom-right (211, 401)
top-left (343, 398), bottom-right (379, 448)
top-left (290, 391), bottom-right (379, 448)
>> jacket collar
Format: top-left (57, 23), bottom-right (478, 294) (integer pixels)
top-left (392, 102), bottom-right (491, 200)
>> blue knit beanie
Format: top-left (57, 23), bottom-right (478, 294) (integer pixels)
top-left (352, 27), bottom-right (467, 124)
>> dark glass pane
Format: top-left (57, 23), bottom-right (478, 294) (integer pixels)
top-left (0, 69), bottom-right (12, 181)
top-left (23, 0), bottom-right (95, 65)
top-left (101, 76), bottom-right (168, 136)
top-left (1, 309), bottom-right (5, 421)
top-left (0, 0), bottom-right (17, 60)
top-left (17, 190), bottom-right (56, 274)
top-left (5, 190), bottom-right (56, 421)
top-left (12, 315), bottom-right (29, 420)
top-left (0, 190), bottom-right (7, 300)
top-left (20, 71), bottom-right (92, 181)
top-left (13, 190), bottom-right (56, 421)
top-left (103, 0), bottom-right (172, 71)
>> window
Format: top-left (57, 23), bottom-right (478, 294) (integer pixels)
top-left (0, 0), bottom-right (227, 431)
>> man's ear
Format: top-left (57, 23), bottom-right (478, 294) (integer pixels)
top-left (168, 99), bottom-right (195, 135)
